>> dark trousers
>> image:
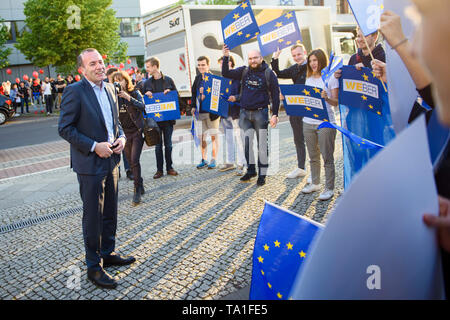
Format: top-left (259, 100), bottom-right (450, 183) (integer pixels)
top-left (155, 125), bottom-right (174, 172)
top-left (20, 98), bottom-right (29, 113)
top-left (77, 166), bottom-right (119, 271)
top-left (44, 95), bottom-right (53, 114)
top-left (289, 116), bottom-right (306, 170)
top-left (124, 130), bottom-right (144, 188)
top-left (239, 108), bottom-right (269, 176)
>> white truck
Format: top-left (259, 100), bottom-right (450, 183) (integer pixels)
top-left (143, 4), bottom-right (345, 113)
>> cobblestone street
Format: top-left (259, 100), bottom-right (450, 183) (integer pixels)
top-left (0, 120), bottom-right (344, 300)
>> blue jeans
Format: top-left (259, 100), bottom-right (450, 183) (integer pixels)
top-left (20, 98), bottom-right (29, 113)
top-left (155, 125), bottom-right (174, 172)
top-left (239, 108), bottom-right (269, 176)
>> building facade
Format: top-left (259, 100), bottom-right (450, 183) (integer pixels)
top-left (0, 0), bottom-right (145, 81)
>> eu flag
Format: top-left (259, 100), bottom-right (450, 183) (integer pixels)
top-left (321, 52), bottom-right (343, 86)
top-left (280, 84), bottom-right (329, 122)
top-left (338, 66), bottom-right (395, 189)
top-left (221, 0), bottom-right (260, 50)
top-left (143, 90), bottom-right (181, 122)
top-left (318, 121), bottom-right (384, 150)
top-left (347, 0), bottom-right (384, 36)
top-left (250, 201), bottom-right (322, 300)
top-left (340, 66), bottom-right (384, 116)
top-left (257, 11), bottom-right (302, 57)
top-left (201, 73), bottom-right (231, 118)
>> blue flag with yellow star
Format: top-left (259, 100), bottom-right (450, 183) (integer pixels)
top-left (280, 84), bottom-right (329, 122)
top-left (250, 201), bottom-right (323, 300)
top-left (340, 66), bottom-right (384, 116)
top-left (256, 11), bottom-right (302, 57)
top-left (347, 0), bottom-right (384, 36)
top-left (221, 0), bottom-right (260, 50)
top-left (338, 65), bottom-right (395, 189)
top-left (143, 91), bottom-right (181, 122)
top-left (321, 52), bottom-right (344, 87)
top-left (201, 73), bottom-right (231, 118)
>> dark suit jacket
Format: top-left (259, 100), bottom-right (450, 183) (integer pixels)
top-left (58, 77), bottom-right (125, 175)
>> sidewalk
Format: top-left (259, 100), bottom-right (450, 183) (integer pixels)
top-left (0, 120), bottom-right (343, 300)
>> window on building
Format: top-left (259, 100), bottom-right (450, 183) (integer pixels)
top-left (120, 18), bottom-right (141, 37)
top-left (305, 0), bottom-right (324, 6)
top-left (1, 21), bottom-right (14, 42)
top-left (336, 0), bottom-right (350, 14)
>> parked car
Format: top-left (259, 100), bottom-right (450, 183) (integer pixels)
top-left (0, 94), bottom-right (15, 125)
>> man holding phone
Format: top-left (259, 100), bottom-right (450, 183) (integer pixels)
top-left (58, 48), bottom-right (136, 289)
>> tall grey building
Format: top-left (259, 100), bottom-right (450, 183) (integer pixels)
top-left (0, 0), bottom-right (145, 80)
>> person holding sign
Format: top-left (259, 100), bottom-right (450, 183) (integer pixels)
top-left (302, 49), bottom-right (339, 201)
top-left (272, 44), bottom-right (309, 180)
top-left (222, 45), bottom-right (280, 186)
top-left (191, 56), bottom-right (221, 170)
top-left (143, 57), bottom-right (179, 179)
top-left (112, 70), bottom-right (146, 206)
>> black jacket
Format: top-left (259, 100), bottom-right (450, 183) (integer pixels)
top-left (348, 43), bottom-right (386, 68)
top-left (141, 73), bottom-right (178, 126)
top-left (222, 57), bottom-right (281, 116)
top-left (118, 89), bottom-right (145, 135)
top-left (271, 59), bottom-right (307, 85)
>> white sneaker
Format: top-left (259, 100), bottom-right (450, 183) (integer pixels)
top-left (301, 184), bottom-right (321, 194)
top-left (236, 165), bottom-right (246, 176)
top-left (286, 168), bottom-right (307, 179)
top-left (318, 189), bottom-right (334, 201)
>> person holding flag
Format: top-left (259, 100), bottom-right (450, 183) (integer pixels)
top-left (271, 44), bottom-right (309, 180)
top-left (301, 49), bottom-right (339, 201)
top-left (222, 45), bottom-right (280, 186)
top-left (142, 57), bottom-right (179, 179)
top-left (190, 56), bottom-right (221, 170)
top-left (217, 56), bottom-right (247, 176)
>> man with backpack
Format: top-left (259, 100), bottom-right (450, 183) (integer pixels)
top-left (221, 45), bottom-right (280, 186)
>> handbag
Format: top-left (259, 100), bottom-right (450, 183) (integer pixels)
top-left (142, 116), bottom-right (161, 147)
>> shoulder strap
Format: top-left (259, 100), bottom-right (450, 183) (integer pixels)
top-left (238, 67), bottom-right (249, 102)
top-left (265, 68), bottom-right (273, 106)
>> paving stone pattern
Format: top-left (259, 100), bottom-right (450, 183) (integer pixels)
top-left (0, 122), bottom-right (344, 300)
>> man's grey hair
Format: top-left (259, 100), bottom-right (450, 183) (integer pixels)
top-left (77, 48), bottom-right (99, 68)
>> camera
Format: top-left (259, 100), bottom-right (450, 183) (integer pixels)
top-left (114, 82), bottom-right (121, 93)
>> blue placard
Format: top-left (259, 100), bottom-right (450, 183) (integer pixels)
top-left (347, 0), bottom-right (384, 36)
top-left (221, 0), bottom-right (260, 50)
top-left (340, 65), bottom-right (384, 116)
top-left (257, 11), bottom-right (302, 57)
top-left (280, 84), bottom-right (329, 122)
top-left (200, 73), bottom-right (231, 118)
top-left (143, 90), bottom-right (181, 122)
top-left (250, 202), bottom-right (322, 300)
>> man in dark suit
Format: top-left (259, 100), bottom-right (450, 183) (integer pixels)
top-left (58, 48), bottom-right (136, 289)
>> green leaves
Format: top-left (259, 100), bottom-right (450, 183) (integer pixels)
top-left (0, 19), bottom-right (12, 69)
top-left (15, 0), bottom-right (128, 73)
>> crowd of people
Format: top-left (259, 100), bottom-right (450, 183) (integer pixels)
top-left (1, 74), bottom-right (76, 115)
top-left (54, 0), bottom-right (450, 294)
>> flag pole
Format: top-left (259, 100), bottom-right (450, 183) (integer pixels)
top-left (362, 35), bottom-right (388, 92)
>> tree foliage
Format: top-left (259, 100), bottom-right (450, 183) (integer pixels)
top-left (0, 19), bottom-right (12, 69)
top-left (15, 0), bottom-right (128, 74)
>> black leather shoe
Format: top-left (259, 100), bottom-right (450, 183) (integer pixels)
top-left (126, 170), bottom-right (134, 181)
top-left (240, 172), bottom-right (257, 183)
top-left (132, 189), bottom-right (141, 206)
top-left (257, 175), bottom-right (266, 186)
top-left (103, 253), bottom-right (136, 267)
top-left (87, 268), bottom-right (117, 289)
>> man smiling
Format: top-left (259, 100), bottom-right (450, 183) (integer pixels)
top-left (58, 48), bottom-right (136, 289)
